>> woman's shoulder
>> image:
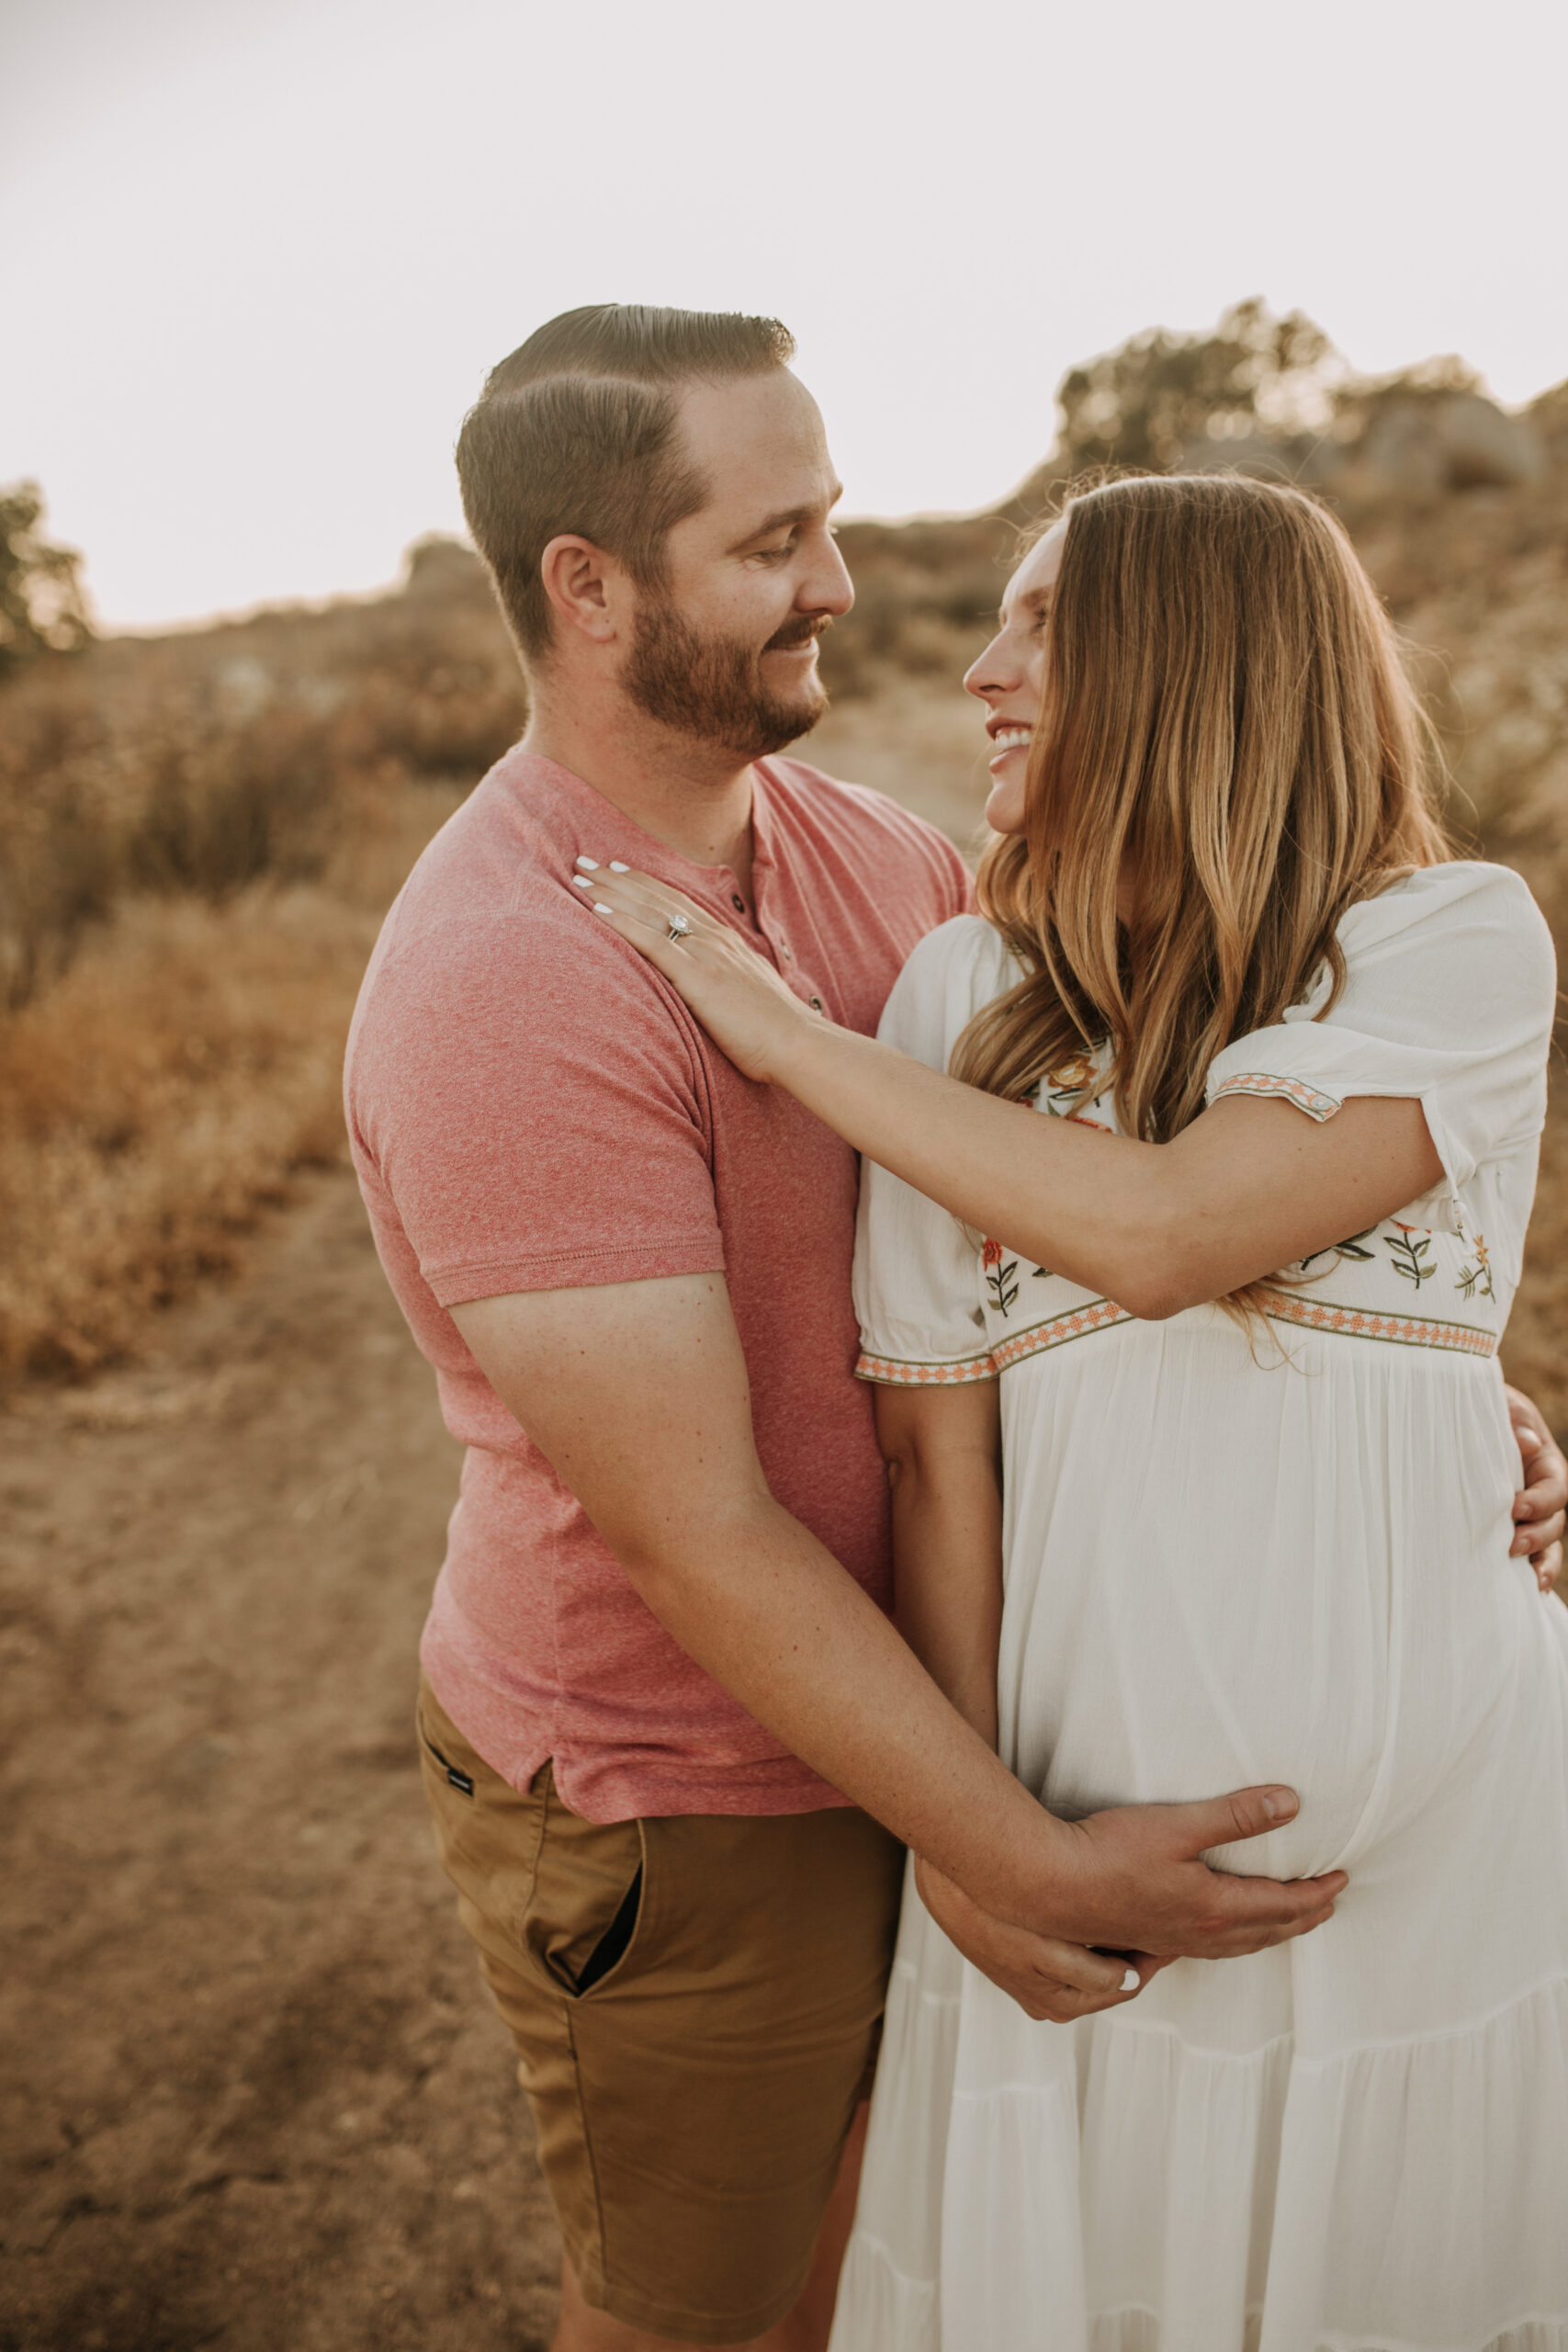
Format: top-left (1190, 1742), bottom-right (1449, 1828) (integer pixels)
top-left (1296, 859), bottom-right (1555, 1024)
top-left (877, 915), bottom-right (1021, 1071)
top-left (1339, 858), bottom-right (1547, 952)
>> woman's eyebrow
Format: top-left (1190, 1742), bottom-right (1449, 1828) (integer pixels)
top-left (999, 586), bottom-right (1053, 627)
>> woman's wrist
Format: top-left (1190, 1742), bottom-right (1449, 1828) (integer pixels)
top-left (761, 999), bottom-right (867, 1102)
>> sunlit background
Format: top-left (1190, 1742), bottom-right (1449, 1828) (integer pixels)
top-left (6, 8), bottom-right (1568, 2344)
top-left (6, 0), bottom-right (1567, 627)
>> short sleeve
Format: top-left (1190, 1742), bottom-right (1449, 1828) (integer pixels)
top-left (1204, 862), bottom-right (1554, 1257)
top-left (852, 919), bottom-right (1014, 1386)
top-left (348, 910), bottom-right (724, 1308)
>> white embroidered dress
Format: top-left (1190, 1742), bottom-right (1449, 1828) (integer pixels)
top-left (830, 863), bottom-right (1568, 2352)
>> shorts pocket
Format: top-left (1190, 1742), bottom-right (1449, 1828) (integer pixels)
top-left (418, 1721), bottom-right (476, 1797)
top-left (526, 1786), bottom-right (647, 2000)
top-left (572, 1864), bottom-right (643, 1996)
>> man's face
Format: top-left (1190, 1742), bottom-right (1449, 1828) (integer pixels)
top-left (622, 370), bottom-right (853, 760)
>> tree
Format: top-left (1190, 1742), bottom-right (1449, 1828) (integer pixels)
top-left (1054, 299), bottom-right (1341, 474)
top-left (0, 482), bottom-right (93, 678)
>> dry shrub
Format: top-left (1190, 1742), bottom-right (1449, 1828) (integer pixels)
top-left (0, 546), bottom-right (509, 1384)
top-left (0, 772), bottom-right (466, 1382)
top-left (0, 564), bottom-right (541, 1380)
top-left (0, 538), bottom-right (510, 1374)
top-left (0, 889), bottom-right (369, 1376)
top-left (6, 424), bottom-right (1568, 1403)
top-left (0, 540), bottom-right (524, 1008)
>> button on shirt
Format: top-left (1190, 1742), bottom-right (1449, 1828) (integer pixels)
top-left (345, 749), bottom-right (971, 1821)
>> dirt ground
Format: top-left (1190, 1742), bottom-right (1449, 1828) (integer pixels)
top-left (4, 678), bottom-right (1563, 2352)
top-left (0, 1171), bottom-right (561, 2352)
top-left (0, 678), bottom-right (993, 2352)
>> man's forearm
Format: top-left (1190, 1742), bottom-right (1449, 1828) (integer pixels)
top-left (454, 1274), bottom-right (1343, 1962)
top-left (615, 1492), bottom-right (1061, 1926)
top-left (616, 1498), bottom-right (1342, 1961)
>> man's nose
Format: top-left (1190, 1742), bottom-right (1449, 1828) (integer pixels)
top-left (801, 529), bottom-right (854, 619)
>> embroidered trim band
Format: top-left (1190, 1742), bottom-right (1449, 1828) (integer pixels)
top-left (1261, 1290), bottom-right (1498, 1357)
top-left (1212, 1071), bottom-right (1340, 1121)
top-left (856, 1298), bottom-right (1135, 1385)
top-left (858, 1286), bottom-right (1500, 1383)
top-left (854, 1348), bottom-right (998, 1387)
top-left (991, 1298), bottom-right (1134, 1368)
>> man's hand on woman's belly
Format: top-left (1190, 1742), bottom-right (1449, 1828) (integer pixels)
top-left (1505, 1385), bottom-right (1565, 1592)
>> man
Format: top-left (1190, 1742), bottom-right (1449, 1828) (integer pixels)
top-left (345, 306), bottom-right (1566, 2352)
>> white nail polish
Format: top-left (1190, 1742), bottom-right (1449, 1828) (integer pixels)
top-left (609, 861), bottom-right (630, 873)
top-left (571, 875), bottom-right (592, 888)
top-left (576, 855), bottom-right (599, 870)
top-left (1121, 1967), bottom-right (1139, 1992)
top-left (593, 902), bottom-right (614, 914)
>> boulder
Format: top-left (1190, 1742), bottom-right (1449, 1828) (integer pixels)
top-left (1358, 393), bottom-right (1544, 495)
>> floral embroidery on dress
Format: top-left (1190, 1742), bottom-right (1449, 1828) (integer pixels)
top-left (982, 1238), bottom-right (1020, 1317)
top-left (1296, 1226), bottom-right (1379, 1275)
top-left (1385, 1223), bottom-right (1436, 1288)
top-left (1456, 1232), bottom-right (1495, 1301)
top-left (1043, 1048), bottom-right (1103, 1114)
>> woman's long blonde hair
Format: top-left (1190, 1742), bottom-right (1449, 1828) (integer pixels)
top-left (953, 474), bottom-right (1452, 1145)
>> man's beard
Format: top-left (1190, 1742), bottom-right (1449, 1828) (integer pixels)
top-left (622, 596), bottom-right (831, 761)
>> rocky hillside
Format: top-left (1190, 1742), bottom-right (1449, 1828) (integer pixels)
top-left (821, 368), bottom-right (1568, 910)
top-left (2, 311), bottom-right (1565, 1391)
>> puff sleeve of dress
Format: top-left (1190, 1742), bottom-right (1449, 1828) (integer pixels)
top-left (852, 916), bottom-right (1018, 1386)
top-left (1204, 860), bottom-right (1555, 1289)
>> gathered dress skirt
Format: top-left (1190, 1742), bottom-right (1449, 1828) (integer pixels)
top-left (830, 1310), bottom-right (1568, 2352)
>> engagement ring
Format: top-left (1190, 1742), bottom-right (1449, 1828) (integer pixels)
top-left (667, 915), bottom-right (692, 943)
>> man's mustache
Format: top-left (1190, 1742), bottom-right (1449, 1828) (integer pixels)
top-left (763, 616), bottom-right (833, 653)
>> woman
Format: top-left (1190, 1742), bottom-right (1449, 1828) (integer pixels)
top-left (577, 475), bottom-right (1568, 2348)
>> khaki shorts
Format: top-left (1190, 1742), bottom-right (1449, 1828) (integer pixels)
top-left (416, 1677), bottom-right (903, 2345)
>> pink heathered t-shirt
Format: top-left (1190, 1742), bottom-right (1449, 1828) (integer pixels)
top-left (344, 747), bottom-right (971, 1821)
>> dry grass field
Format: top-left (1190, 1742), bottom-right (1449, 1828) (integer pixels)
top-left (4, 420), bottom-right (1567, 1409)
top-left (0, 540), bottom-right (517, 1383)
top-left (3, 345), bottom-right (1567, 2347)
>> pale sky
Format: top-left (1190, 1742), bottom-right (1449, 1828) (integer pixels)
top-left (6, 0), bottom-right (1566, 629)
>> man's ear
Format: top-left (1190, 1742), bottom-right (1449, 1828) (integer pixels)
top-left (539, 535), bottom-right (631, 646)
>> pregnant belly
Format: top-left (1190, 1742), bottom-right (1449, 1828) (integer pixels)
top-left (996, 1338), bottom-right (1525, 1883)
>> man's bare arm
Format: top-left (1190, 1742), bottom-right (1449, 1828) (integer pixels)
top-left (451, 1272), bottom-right (1346, 1959)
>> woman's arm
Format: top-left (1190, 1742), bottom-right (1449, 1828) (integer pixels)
top-left (774, 1033), bottom-right (1438, 1320)
top-left (874, 1379), bottom-right (1180, 2018)
top-left (579, 870), bottom-right (1440, 1318)
top-left (876, 1383), bottom-right (1004, 1747)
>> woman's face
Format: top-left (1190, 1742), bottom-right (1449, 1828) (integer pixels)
top-left (964, 518), bottom-right (1067, 834)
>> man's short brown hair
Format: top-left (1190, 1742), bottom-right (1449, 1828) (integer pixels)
top-left (456, 304), bottom-right (795, 662)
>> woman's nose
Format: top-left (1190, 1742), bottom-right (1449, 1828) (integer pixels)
top-left (964, 631), bottom-right (1013, 702)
